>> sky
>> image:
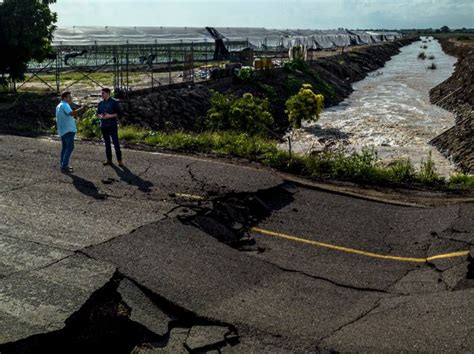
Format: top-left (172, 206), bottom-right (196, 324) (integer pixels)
top-left (51, 0), bottom-right (474, 30)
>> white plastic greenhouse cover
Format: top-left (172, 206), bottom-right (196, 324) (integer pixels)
top-left (53, 26), bottom-right (402, 48)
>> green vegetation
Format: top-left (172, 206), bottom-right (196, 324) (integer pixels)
top-left (283, 58), bottom-right (336, 99)
top-left (85, 124), bottom-right (470, 189)
top-left (428, 55), bottom-right (436, 60)
top-left (0, 0), bottom-right (57, 90)
top-left (449, 174), bottom-right (474, 190)
top-left (205, 92), bottom-right (273, 136)
top-left (427, 62), bottom-right (437, 70)
top-left (285, 84), bottom-right (324, 128)
top-left (257, 83), bottom-right (277, 98)
top-left (77, 108), bottom-right (101, 138)
top-left (237, 67), bottom-right (256, 82)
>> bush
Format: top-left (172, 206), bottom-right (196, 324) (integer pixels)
top-left (205, 92), bottom-right (274, 136)
top-left (428, 55), bottom-right (435, 60)
top-left (77, 108), bottom-right (101, 138)
top-left (415, 153), bottom-right (443, 185)
top-left (237, 67), bottom-right (255, 81)
top-left (457, 35), bottom-right (470, 41)
top-left (118, 125), bottom-right (149, 143)
top-left (258, 83), bottom-right (277, 98)
top-left (285, 84), bottom-right (324, 128)
top-left (284, 58), bottom-right (307, 72)
top-left (449, 174), bottom-right (474, 190)
top-left (427, 62), bottom-right (437, 70)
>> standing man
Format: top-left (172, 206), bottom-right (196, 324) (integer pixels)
top-left (97, 88), bottom-right (123, 167)
top-left (56, 91), bottom-right (82, 173)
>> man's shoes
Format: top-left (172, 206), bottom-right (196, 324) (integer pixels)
top-left (103, 160), bottom-right (113, 166)
top-left (118, 160), bottom-right (125, 167)
top-left (61, 166), bottom-right (73, 173)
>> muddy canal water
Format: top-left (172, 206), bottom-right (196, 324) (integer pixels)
top-left (287, 37), bottom-right (458, 175)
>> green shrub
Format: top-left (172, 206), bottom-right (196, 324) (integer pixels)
top-left (284, 75), bottom-right (305, 95)
top-left (77, 108), bottom-right (101, 139)
top-left (237, 67), bottom-right (255, 81)
top-left (449, 174), bottom-right (474, 190)
top-left (285, 84), bottom-right (324, 128)
top-left (118, 125), bottom-right (149, 143)
top-left (258, 83), bottom-right (277, 98)
top-left (229, 93), bottom-right (273, 135)
top-left (415, 153), bottom-right (443, 185)
top-left (205, 92), bottom-right (274, 136)
top-left (384, 159), bottom-right (415, 183)
top-left (284, 58), bottom-right (307, 72)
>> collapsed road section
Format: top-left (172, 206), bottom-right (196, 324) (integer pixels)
top-left (1, 135), bottom-right (474, 352)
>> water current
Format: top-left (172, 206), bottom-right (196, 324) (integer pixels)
top-left (286, 37), bottom-right (458, 176)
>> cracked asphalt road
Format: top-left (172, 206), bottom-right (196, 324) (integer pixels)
top-left (0, 134), bottom-right (473, 352)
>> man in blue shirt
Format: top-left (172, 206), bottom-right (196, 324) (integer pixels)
top-left (97, 88), bottom-right (123, 167)
top-left (56, 91), bottom-right (82, 173)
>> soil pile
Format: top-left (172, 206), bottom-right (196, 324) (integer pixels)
top-left (430, 38), bottom-right (474, 173)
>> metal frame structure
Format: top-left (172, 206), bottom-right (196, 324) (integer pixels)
top-left (21, 27), bottom-right (401, 95)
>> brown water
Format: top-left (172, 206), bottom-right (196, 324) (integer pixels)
top-left (286, 37), bottom-right (458, 176)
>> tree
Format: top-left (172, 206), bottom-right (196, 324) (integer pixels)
top-left (0, 0), bottom-right (57, 90)
top-left (285, 84), bottom-right (324, 129)
top-left (440, 25), bottom-right (450, 33)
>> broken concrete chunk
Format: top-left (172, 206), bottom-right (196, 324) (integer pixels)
top-left (185, 325), bottom-right (231, 351)
top-left (0, 254), bottom-right (116, 344)
top-left (118, 278), bottom-right (172, 337)
top-left (132, 327), bottom-right (189, 354)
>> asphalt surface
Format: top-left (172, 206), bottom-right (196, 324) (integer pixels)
top-left (0, 134), bottom-right (473, 352)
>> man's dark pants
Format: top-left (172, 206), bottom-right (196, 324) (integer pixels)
top-left (101, 124), bottom-right (122, 162)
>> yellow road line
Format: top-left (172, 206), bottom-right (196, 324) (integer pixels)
top-left (250, 227), bottom-right (470, 263)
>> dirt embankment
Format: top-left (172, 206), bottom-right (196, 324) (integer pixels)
top-left (0, 93), bottom-right (57, 134)
top-left (120, 38), bottom-right (415, 132)
top-left (430, 38), bottom-right (474, 173)
top-left (0, 38), bottom-right (415, 135)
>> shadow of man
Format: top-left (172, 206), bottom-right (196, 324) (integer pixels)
top-left (112, 165), bottom-right (153, 193)
top-left (69, 174), bottom-right (108, 200)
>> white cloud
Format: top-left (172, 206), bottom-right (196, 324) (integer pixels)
top-left (50, 0), bottom-right (474, 29)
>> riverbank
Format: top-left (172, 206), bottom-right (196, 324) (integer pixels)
top-left (430, 36), bottom-right (474, 173)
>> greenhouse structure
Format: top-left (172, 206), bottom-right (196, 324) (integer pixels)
top-left (23, 27), bottom-right (402, 93)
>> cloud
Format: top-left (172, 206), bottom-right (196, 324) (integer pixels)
top-left (50, 0), bottom-right (474, 29)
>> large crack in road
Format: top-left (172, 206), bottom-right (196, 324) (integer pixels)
top-left (1, 134), bottom-right (473, 352)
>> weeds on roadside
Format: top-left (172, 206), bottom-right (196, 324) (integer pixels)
top-left (109, 126), bottom-right (474, 189)
top-left (416, 152), bottom-right (443, 185)
top-left (449, 174), bottom-right (474, 190)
